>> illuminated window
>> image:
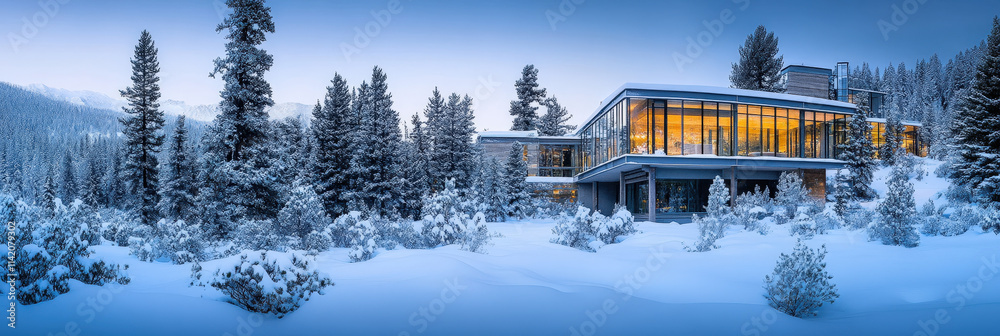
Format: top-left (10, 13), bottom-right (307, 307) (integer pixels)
top-left (667, 100), bottom-right (683, 155)
top-left (719, 103), bottom-right (733, 156)
top-left (683, 101), bottom-right (702, 154)
top-left (703, 102), bottom-right (719, 155)
top-left (629, 99), bottom-right (649, 154)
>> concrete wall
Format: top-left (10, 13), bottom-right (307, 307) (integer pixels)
top-left (578, 183), bottom-right (594, 209)
top-left (596, 182), bottom-right (619, 216)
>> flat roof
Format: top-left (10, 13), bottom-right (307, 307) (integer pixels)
top-left (576, 83), bottom-right (859, 135)
top-left (476, 131), bottom-right (580, 141)
top-left (781, 64), bottom-right (833, 76)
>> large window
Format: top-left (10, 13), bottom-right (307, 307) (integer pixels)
top-left (629, 99), bottom-right (649, 154)
top-left (579, 98), bottom-right (853, 171)
top-left (538, 145), bottom-right (577, 177)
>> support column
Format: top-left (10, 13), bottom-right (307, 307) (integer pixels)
top-left (619, 172), bottom-right (626, 207)
top-left (730, 166), bottom-right (738, 206)
top-left (592, 182), bottom-right (599, 212)
top-left (647, 167), bottom-right (656, 222)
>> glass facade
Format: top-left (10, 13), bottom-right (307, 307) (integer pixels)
top-left (869, 122), bottom-right (928, 157)
top-left (537, 144), bottom-right (577, 177)
top-left (579, 98), bottom-right (851, 170)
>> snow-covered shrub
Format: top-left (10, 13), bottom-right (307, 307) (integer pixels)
top-left (734, 186), bottom-right (771, 231)
top-left (788, 211), bottom-right (818, 239)
top-left (842, 207), bottom-right (875, 230)
top-left (775, 171), bottom-right (810, 216)
top-left (945, 204), bottom-right (981, 236)
top-left (457, 212), bottom-right (491, 253)
top-left (329, 211), bottom-right (363, 247)
top-left (595, 204), bottom-right (636, 245)
top-left (920, 200), bottom-right (947, 236)
top-left (155, 219), bottom-right (206, 264)
top-left (15, 199), bottom-right (129, 305)
top-left (347, 218), bottom-right (379, 262)
top-left (685, 214), bottom-right (728, 252)
top-left (102, 210), bottom-right (141, 247)
top-left (550, 206), bottom-right (595, 251)
top-left (420, 179), bottom-right (493, 251)
top-left (764, 241), bottom-right (838, 317)
top-left (371, 214), bottom-right (424, 250)
top-left (870, 163), bottom-right (920, 248)
top-left (206, 251), bottom-right (333, 317)
top-left (980, 206), bottom-right (1000, 235)
top-left (234, 219), bottom-right (294, 252)
top-left (276, 183), bottom-right (334, 243)
top-left (301, 229), bottom-right (333, 255)
top-left (14, 245), bottom-right (70, 305)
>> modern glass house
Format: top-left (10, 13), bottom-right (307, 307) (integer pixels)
top-left (476, 63), bottom-right (928, 222)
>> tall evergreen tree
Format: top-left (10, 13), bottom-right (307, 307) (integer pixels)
top-left (538, 96), bottom-right (576, 136)
top-left (503, 142), bottom-right (531, 219)
top-left (159, 116), bottom-right (198, 222)
top-left (82, 155), bottom-right (103, 207)
top-left (41, 164), bottom-right (56, 212)
top-left (347, 67), bottom-right (406, 216)
top-left (119, 30), bottom-right (165, 225)
top-left (427, 91), bottom-right (477, 190)
top-left (730, 25), bottom-right (784, 93)
top-left (839, 92), bottom-right (878, 201)
top-left (873, 161), bottom-right (919, 247)
top-left (880, 92), bottom-right (904, 166)
top-left (311, 74), bottom-right (355, 217)
top-left (509, 65), bottom-right (547, 131)
top-left (950, 16), bottom-right (1000, 206)
top-left (199, 0), bottom-right (279, 237)
top-left (60, 152), bottom-right (77, 202)
top-left (407, 113), bottom-right (432, 196)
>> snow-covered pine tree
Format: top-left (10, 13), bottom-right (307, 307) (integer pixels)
top-left (478, 157), bottom-right (509, 222)
top-left (763, 241), bottom-right (838, 317)
top-left (538, 96), bottom-right (576, 136)
top-left (509, 65), bottom-right (547, 131)
top-left (159, 115), bottom-right (198, 223)
top-left (426, 90), bottom-right (478, 190)
top-left (82, 156), bottom-right (103, 207)
top-left (103, 148), bottom-right (126, 209)
top-left (119, 30), bottom-right (165, 226)
top-left (346, 67), bottom-right (406, 216)
top-left (775, 171), bottom-right (810, 216)
top-left (706, 176), bottom-right (730, 218)
top-left (880, 99), bottom-right (904, 166)
top-left (838, 91), bottom-right (877, 201)
top-left (311, 74), bottom-right (355, 217)
top-left (950, 16), bottom-right (1000, 207)
top-left (407, 113), bottom-right (432, 196)
top-left (276, 182), bottom-right (333, 242)
top-left (503, 142), bottom-right (531, 219)
top-left (199, 0), bottom-right (280, 238)
top-left (60, 152), bottom-right (77, 202)
top-left (872, 161), bottom-right (920, 247)
top-left (729, 25), bottom-right (784, 93)
top-left (41, 166), bottom-right (56, 213)
top-left (833, 169), bottom-right (851, 217)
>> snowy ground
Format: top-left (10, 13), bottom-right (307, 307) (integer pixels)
top-left (15, 162), bottom-right (1000, 335)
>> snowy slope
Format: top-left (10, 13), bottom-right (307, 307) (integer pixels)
top-left (14, 160), bottom-right (999, 335)
top-left (22, 83), bottom-right (313, 123)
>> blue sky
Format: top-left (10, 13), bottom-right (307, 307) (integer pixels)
top-left (1, 0), bottom-right (997, 130)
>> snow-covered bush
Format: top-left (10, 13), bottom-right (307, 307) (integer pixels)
top-left (980, 206), bottom-right (1000, 235)
top-left (734, 186), bottom-right (771, 230)
top-left (595, 204), bottom-right (636, 245)
top-left (371, 214), bottom-right (424, 250)
top-left (347, 218), bottom-right (379, 262)
top-left (155, 219), bottom-right (206, 264)
top-left (276, 183), bottom-right (334, 245)
top-left (302, 229), bottom-right (333, 255)
top-left (205, 251), bottom-right (333, 317)
top-left (685, 214), bottom-right (728, 252)
top-left (919, 200), bottom-right (949, 236)
top-left (842, 208), bottom-right (875, 230)
top-left (234, 219), bottom-right (295, 252)
top-left (870, 163), bottom-right (919, 248)
top-left (775, 171), bottom-right (810, 216)
top-left (457, 212), bottom-right (491, 253)
top-left (945, 204), bottom-right (982, 236)
top-left (550, 206), bottom-right (595, 251)
top-left (14, 198), bottom-right (129, 305)
top-left (101, 209), bottom-right (140, 246)
top-left (764, 241), bottom-right (838, 317)
top-left (420, 179), bottom-right (493, 251)
top-left (330, 211), bottom-right (363, 247)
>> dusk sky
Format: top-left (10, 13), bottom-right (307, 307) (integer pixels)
top-left (2, 0), bottom-right (998, 130)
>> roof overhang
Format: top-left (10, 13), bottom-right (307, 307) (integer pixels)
top-left (576, 155), bottom-right (847, 183)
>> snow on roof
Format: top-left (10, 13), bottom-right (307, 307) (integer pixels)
top-left (477, 131), bottom-right (539, 138)
top-left (576, 83), bottom-right (859, 136)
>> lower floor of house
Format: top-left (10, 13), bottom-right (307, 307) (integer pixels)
top-left (570, 156), bottom-right (841, 223)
